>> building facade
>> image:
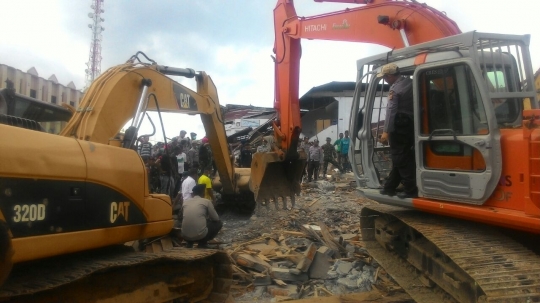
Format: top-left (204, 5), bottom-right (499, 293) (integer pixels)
top-left (0, 63), bottom-right (82, 108)
top-left (0, 63), bottom-right (82, 133)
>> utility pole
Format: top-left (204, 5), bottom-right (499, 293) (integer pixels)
top-left (85, 0), bottom-right (105, 90)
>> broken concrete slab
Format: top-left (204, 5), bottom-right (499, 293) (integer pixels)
top-left (335, 260), bottom-right (353, 276)
top-left (317, 246), bottom-right (334, 258)
top-left (270, 267), bottom-right (309, 282)
top-left (296, 243), bottom-right (317, 272)
top-left (337, 276), bottom-right (358, 290)
top-left (308, 251), bottom-right (332, 279)
top-left (253, 275), bottom-right (272, 286)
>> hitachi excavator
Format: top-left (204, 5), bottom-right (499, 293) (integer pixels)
top-left (273, 0), bottom-right (540, 302)
top-left (0, 52), bottom-right (260, 302)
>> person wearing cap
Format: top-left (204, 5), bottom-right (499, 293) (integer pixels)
top-left (190, 132), bottom-right (197, 140)
top-left (377, 63), bottom-right (417, 199)
top-left (322, 137), bottom-right (343, 177)
top-left (181, 184), bottom-right (222, 248)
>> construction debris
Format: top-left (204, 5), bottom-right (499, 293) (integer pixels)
top-left (216, 172), bottom-right (408, 302)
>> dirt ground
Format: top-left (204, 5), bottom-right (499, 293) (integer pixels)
top-left (210, 172), bottom-right (415, 303)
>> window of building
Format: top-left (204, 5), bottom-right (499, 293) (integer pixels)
top-left (30, 89), bottom-right (37, 98)
top-left (51, 96), bottom-right (57, 104)
top-left (70, 101), bottom-right (75, 107)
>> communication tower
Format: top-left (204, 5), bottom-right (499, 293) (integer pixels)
top-left (85, 0), bottom-right (105, 89)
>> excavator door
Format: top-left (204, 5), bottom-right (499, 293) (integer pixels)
top-left (413, 59), bottom-right (503, 205)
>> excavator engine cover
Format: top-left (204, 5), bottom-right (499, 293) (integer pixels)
top-left (249, 151), bottom-right (306, 209)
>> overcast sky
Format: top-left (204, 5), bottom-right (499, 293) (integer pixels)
top-left (1, 0), bottom-right (537, 142)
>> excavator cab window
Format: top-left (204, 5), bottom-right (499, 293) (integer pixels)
top-left (419, 63), bottom-right (487, 171)
top-left (483, 66), bottom-right (521, 125)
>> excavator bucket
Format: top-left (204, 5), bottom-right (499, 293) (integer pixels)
top-left (249, 151), bottom-right (306, 210)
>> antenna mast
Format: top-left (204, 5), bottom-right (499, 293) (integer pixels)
top-left (85, 0), bottom-right (105, 89)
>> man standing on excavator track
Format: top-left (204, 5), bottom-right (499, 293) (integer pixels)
top-left (377, 63), bottom-right (417, 199)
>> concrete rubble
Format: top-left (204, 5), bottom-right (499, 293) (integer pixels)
top-left (218, 172), bottom-right (407, 302)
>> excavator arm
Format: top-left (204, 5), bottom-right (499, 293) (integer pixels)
top-left (273, 0), bottom-right (460, 153)
top-left (60, 58), bottom-right (238, 194)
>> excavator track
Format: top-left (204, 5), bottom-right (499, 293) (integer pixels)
top-left (360, 204), bottom-right (540, 303)
top-left (0, 244), bottom-right (232, 302)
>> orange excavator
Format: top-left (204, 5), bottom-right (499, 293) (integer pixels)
top-left (258, 0), bottom-right (461, 208)
top-left (272, 0), bottom-right (540, 302)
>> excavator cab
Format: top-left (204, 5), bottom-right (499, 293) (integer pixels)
top-left (351, 32), bottom-right (540, 228)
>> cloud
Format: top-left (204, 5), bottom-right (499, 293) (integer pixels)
top-left (3, 0), bottom-right (540, 142)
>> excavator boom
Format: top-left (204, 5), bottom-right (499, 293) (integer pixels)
top-left (60, 60), bottom-right (239, 194)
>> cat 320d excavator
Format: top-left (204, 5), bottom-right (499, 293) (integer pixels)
top-left (273, 0), bottom-right (540, 302)
top-left (0, 52), bottom-right (267, 302)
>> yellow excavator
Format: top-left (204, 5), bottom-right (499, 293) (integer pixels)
top-left (0, 52), bottom-right (283, 302)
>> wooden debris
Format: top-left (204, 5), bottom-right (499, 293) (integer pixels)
top-left (307, 197), bottom-right (322, 207)
top-left (318, 221), bottom-right (346, 256)
top-left (235, 253), bottom-right (271, 272)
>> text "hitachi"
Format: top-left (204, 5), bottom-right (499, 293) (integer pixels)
top-left (305, 24), bottom-right (327, 32)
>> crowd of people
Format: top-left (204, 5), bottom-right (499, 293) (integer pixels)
top-left (137, 64), bottom-right (418, 250)
top-left (136, 129), bottom-right (224, 249)
top-left (299, 130), bottom-right (352, 183)
top-left (137, 130), bottom-right (216, 198)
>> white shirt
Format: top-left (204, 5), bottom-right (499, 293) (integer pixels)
top-left (176, 152), bottom-right (186, 174)
top-left (181, 176), bottom-right (197, 201)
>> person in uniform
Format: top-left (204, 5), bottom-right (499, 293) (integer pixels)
top-left (377, 63), bottom-right (417, 198)
top-left (307, 139), bottom-right (323, 182)
top-left (181, 184), bottom-right (222, 248)
top-left (322, 137), bottom-right (343, 176)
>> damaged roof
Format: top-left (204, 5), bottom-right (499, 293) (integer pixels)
top-left (223, 104), bottom-right (275, 123)
top-left (299, 81), bottom-right (356, 110)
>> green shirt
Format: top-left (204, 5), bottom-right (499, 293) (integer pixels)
top-left (333, 139), bottom-right (342, 152)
